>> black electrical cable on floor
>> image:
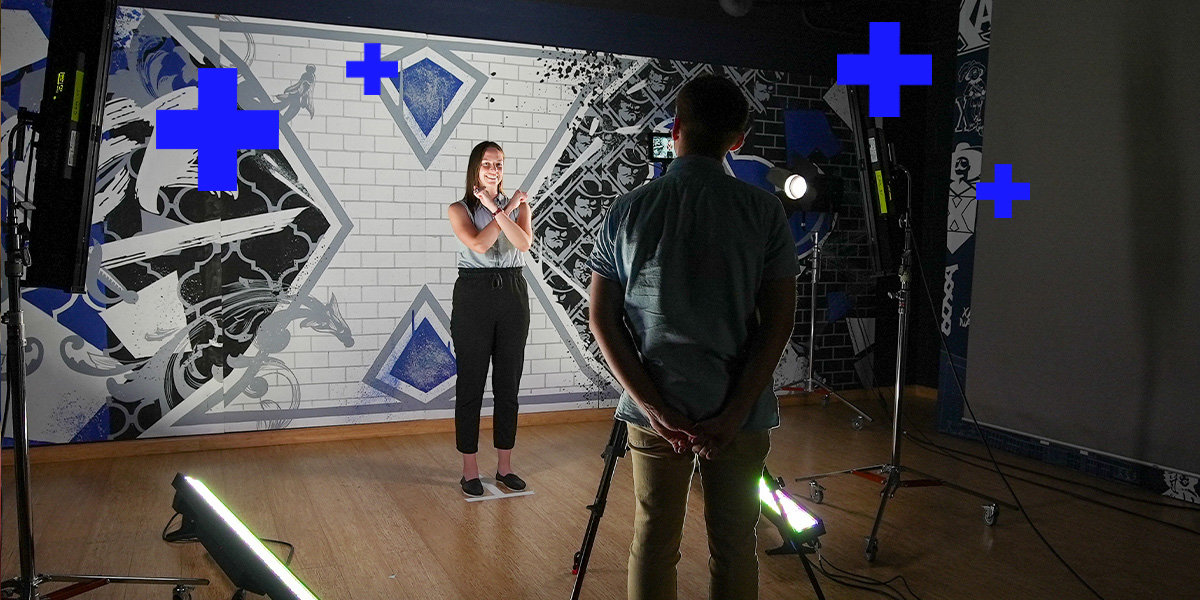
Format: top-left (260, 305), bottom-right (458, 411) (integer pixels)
top-left (259, 538), bottom-right (296, 567)
top-left (811, 558), bottom-right (906, 600)
top-left (818, 550), bottom-right (925, 600)
top-left (765, 475), bottom-right (920, 599)
top-left (161, 513), bottom-right (296, 566)
top-left (905, 218), bottom-right (1107, 600)
top-left (162, 512), bottom-right (187, 542)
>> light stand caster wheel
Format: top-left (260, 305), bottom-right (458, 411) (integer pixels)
top-left (864, 536), bottom-right (878, 562)
top-left (173, 585), bottom-right (193, 600)
top-left (851, 415), bottom-right (866, 430)
top-left (983, 503), bottom-right (999, 526)
top-left (821, 395), bottom-right (829, 408)
top-left (809, 481), bottom-right (825, 504)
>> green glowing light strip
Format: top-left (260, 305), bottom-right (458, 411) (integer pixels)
top-left (184, 476), bottom-right (319, 600)
top-left (759, 479), bottom-right (819, 534)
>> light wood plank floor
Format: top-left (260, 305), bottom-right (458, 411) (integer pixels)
top-left (4, 399), bottom-right (1199, 599)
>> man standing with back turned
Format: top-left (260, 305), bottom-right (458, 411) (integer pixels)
top-left (587, 74), bottom-right (798, 600)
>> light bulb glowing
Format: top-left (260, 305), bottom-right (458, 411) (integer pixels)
top-left (759, 478), bottom-right (819, 534)
top-left (184, 476), bottom-right (319, 600)
top-left (784, 174), bottom-right (808, 200)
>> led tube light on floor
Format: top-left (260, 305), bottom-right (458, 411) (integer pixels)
top-left (759, 472), bottom-right (826, 546)
top-left (169, 473), bottom-right (319, 600)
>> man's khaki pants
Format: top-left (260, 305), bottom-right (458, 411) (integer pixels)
top-left (626, 423), bottom-right (771, 600)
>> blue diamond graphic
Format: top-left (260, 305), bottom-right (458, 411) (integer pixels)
top-left (400, 58), bottom-right (464, 136)
top-left (389, 318), bottom-right (456, 393)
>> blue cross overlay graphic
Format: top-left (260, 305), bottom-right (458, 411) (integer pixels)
top-left (836, 22), bottom-right (933, 118)
top-left (156, 68), bottom-right (279, 192)
top-left (347, 43), bottom-right (400, 95)
top-left (976, 164), bottom-right (1030, 218)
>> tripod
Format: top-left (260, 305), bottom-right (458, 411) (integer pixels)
top-left (2, 112), bottom-right (208, 600)
top-left (782, 223), bottom-right (873, 430)
top-left (793, 212), bottom-right (1017, 562)
top-left (570, 419), bottom-right (627, 600)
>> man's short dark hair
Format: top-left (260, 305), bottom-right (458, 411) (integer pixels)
top-left (674, 74), bottom-right (750, 157)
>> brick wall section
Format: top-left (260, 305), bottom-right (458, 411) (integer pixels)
top-left (233, 37), bottom-right (590, 415)
top-left (749, 74), bottom-right (876, 390)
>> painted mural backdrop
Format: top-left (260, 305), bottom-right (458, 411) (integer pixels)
top-left (1, 5), bottom-right (856, 445)
top-left (937, 0), bottom-right (991, 424)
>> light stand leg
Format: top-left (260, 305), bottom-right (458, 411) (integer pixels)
top-left (570, 419), bottom-right (627, 600)
top-left (863, 467), bottom-right (899, 562)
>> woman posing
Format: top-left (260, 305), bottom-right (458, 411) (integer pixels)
top-left (447, 141), bottom-right (534, 496)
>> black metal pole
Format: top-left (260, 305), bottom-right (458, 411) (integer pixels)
top-left (862, 213), bottom-right (912, 558)
top-left (889, 214), bottom-right (912, 467)
top-left (570, 419), bottom-right (627, 600)
top-left (805, 233), bottom-right (819, 387)
top-left (5, 114), bottom-right (39, 600)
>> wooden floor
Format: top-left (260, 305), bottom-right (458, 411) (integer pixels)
top-left (4, 397), bottom-right (1199, 600)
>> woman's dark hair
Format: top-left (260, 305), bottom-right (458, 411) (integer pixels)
top-left (463, 141), bottom-right (505, 213)
top-left (674, 74), bottom-right (750, 158)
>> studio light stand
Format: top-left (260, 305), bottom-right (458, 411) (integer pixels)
top-left (793, 184), bottom-right (1017, 562)
top-left (2, 113), bottom-right (208, 600)
top-left (784, 223), bottom-right (874, 430)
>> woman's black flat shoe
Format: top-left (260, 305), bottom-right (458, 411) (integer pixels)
top-left (495, 472), bottom-right (526, 491)
top-left (460, 477), bottom-right (484, 497)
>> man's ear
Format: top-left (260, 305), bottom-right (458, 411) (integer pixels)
top-left (671, 117), bottom-right (681, 141)
top-left (729, 132), bottom-right (746, 153)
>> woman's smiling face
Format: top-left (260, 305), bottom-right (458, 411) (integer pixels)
top-left (478, 148), bottom-right (504, 189)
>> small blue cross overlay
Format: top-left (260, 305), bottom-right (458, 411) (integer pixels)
top-left (976, 164), bottom-right (1030, 218)
top-left (836, 22), bottom-right (932, 118)
top-left (347, 43), bottom-right (399, 95)
top-left (156, 68), bottom-right (279, 192)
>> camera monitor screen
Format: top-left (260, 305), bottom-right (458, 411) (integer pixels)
top-left (649, 132), bottom-right (675, 161)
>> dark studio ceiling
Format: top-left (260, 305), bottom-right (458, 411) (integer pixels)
top-left (140, 0), bottom-right (957, 75)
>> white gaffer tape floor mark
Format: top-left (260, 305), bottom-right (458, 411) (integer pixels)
top-left (465, 477), bottom-right (536, 502)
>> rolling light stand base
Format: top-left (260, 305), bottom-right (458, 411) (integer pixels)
top-left (781, 228), bottom-right (873, 430)
top-left (782, 375), bottom-right (872, 430)
top-left (1, 575), bottom-right (208, 600)
top-left (3, 113), bottom-right (209, 600)
top-left (796, 463), bottom-right (1018, 562)
top-left (793, 213), bottom-right (1017, 563)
